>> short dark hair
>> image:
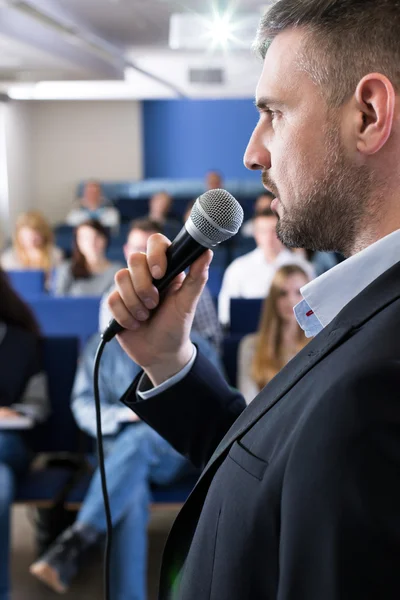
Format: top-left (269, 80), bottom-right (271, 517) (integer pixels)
top-left (128, 218), bottom-right (163, 236)
top-left (254, 0), bottom-right (400, 106)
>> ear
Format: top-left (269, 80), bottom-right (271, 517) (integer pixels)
top-left (355, 73), bottom-right (395, 155)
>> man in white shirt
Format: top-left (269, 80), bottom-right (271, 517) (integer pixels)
top-left (66, 180), bottom-right (120, 231)
top-left (218, 208), bottom-right (314, 325)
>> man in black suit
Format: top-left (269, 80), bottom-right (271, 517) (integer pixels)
top-left (108, 0), bottom-right (400, 598)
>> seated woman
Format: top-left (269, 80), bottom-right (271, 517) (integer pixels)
top-left (238, 264), bottom-right (311, 404)
top-left (0, 267), bottom-right (49, 600)
top-left (0, 211), bottom-right (63, 282)
top-left (53, 219), bottom-right (123, 296)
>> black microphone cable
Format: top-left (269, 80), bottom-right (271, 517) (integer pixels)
top-left (91, 189), bottom-right (243, 600)
top-left (93, 335), bottom-right (113, 600)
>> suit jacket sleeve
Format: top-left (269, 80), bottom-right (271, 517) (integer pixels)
top-left (121, 350), bottom-right (246, 469)
top-left (278, 360), bottom-right (400, 600)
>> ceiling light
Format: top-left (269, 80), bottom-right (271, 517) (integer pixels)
top-left (207, 13), bottom-right (234, 47)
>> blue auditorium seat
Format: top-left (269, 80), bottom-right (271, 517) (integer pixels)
top-left (54, 225), bottom-right (75, 256)
top-left (6, 269), bottom-right (46, 298)
top-left (231, 237), bottom-right (257, 260)
top-left (207, 266), bottom-right (224, 298)
top-left (230, 298), bottom-right (263, 335)
top-left (27, 296), bottom-right (101, 347)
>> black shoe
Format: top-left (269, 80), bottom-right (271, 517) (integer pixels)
top-left (30, 524), bottom-right (99, 593)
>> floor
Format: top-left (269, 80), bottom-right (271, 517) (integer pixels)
top-left (11, 505), bottom-right (179, 600)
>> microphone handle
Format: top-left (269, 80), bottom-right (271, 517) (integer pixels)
top-left (102, 226), bottom-right (209, 342)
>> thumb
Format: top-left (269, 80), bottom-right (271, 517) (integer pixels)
top-left (175, 250), bottom-right (213, 314)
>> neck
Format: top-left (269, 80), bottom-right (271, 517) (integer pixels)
top-left (347, 184), bottom-right (400, 256)
top-left (262, 247), bottom-right (282, 262)
top-left (85, 256), bottom-right (109, 272)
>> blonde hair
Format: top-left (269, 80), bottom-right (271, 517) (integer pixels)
top-left (251, 264), bottom-right (310, 390)
top-left (14, 211), bottom-right (55, 272)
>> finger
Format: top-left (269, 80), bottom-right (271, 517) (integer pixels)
top-left (164, 272), bottom-right (186, 297)
top-left (146, 234), bottom-right (171, 279)
top-left (127, 252), bottom-right (159, 311)
top-left (107, 289), bottom-right (141, 331)
top-left (175, 250), bottom-right (213, 313)
top-left (114, 268), bottom-right (152, 322)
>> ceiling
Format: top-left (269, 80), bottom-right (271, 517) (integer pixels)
top-left (60, 0), bottom-right (268, 46)
top-left (0, 0), bottom-right (272, 99)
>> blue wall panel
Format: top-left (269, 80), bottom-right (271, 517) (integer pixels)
top-left (143, 99), bottom-right (259, 180)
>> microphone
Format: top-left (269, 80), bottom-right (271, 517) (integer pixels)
top-left (102, 188), bottom-right (244, 342)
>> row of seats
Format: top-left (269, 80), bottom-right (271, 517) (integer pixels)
top-left (19, 293), bottom-right (260, 344)
top-left (54, 222), bottom-right (257, 266)
top-left (8, 272), bottom-right (263, 337)
top-left (75, 178), bottom-right (265, 221)
top-left (15, 336), bottom-right (199, 508)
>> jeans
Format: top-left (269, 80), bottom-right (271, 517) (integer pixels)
top-left (77, 423), bottom-right (191, 600)
top-left (0, 431), bottom-right (31, 600)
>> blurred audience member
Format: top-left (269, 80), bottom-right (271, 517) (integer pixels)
top-left (205, 170), bottom-right (223, 190)
top-left (238, 265), bottom-right (310, 404)
top-left (0, 268), bottom-right (49, 600)
top-left (30, 333), bottom-right (195, 599)
top-left (66, 180), bottom-right (120, 230)
top-left (148, 191), bottom-right (177, 226)
top-left (218, 208), bottom-right (315, 326)
top-left (53, 220), bottom-right (122, 297)
top-left (241, 192), bottom-right (275, 237)
top-left (99, 218), bottom-right (224, 356)
top-left (1, 211), bottom-right (63, 276)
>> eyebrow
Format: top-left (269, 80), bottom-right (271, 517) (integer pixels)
top-left (254, 97), bottom-right (285, 110)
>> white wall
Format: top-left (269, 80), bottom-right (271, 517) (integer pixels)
top-left (30, 100), bottom-right (143, 224)
top-left (5, 101), bottom-right (33, 236)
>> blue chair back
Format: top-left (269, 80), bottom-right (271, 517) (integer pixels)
top-left (230, 298), bottom-right (263, 335)
top-left (231, 238), bottom-right (257, 261)
top-left (207, 266), bottom-right (224, 298)
top-left (54, 225), bottom-right (75, 256)
top-left (27, 296), bottom-right (101, 347)
top-left (30, 337), bottom-right (81, 453)
top-left (7, 270), bottom-right (46, 298)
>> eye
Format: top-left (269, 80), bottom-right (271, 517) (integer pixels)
top-left (263, 108), bottom-right (276, 122)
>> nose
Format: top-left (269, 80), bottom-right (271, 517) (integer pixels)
top-left (243, 122), bottom-right (271, 171)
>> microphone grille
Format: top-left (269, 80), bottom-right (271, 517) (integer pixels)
top-left (189, 189), bottom-right (244, 246)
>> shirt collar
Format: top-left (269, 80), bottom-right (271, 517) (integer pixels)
top-left (295, 228), bottom-right (400, 337)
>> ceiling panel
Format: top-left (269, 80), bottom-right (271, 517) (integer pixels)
top-left (58, 0), bottom-right (268, 46)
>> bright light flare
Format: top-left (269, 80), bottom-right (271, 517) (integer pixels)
top-left (205, 12), bottom-right (236, 49)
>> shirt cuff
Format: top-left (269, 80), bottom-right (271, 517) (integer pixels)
top-left (137, 345), bottom-right (197, 400)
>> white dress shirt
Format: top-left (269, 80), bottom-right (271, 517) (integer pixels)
top-left (295, 228), bottom-right (400, 338)
top-left (218, 248), bottom-right (315, 326)
top-left (138, 228), bottom-right (400, 400)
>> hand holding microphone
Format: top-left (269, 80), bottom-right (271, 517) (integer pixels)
top-left (105, 189), bottom-right (243, 385)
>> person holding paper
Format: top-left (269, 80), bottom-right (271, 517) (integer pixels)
top-left (0, 267), bottom-right (49, 600)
